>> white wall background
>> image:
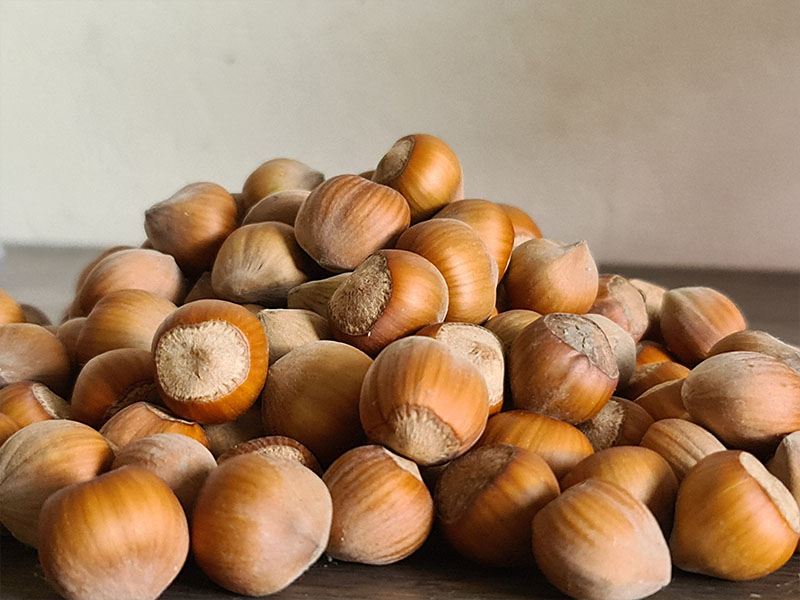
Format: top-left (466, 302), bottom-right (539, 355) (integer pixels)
top-left (1, 0), bottom-right (799, 270)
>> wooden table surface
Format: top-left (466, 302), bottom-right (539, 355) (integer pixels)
top-left (1, 245), bottom-right (799, 599)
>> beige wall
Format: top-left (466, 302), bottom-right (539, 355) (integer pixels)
top-left (1, 0), bottom-right (798, 270)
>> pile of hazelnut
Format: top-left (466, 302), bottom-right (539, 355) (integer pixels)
top-left (1, 133), bottom-right (800, 600)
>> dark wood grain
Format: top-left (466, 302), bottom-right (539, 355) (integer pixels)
top-left (1, 245), bottom-right (799, 599)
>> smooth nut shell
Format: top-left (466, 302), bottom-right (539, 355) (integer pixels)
top-left (670, 450), bottom-right (800, 580)
top-left (479, 410), bottom-right (594, 479)
top-left (588, 275), bottom-right (649, 342)
top-left (660, 286), bottom-right (747, 366)
top-left (192, 454), bottom-right (332, 596)
top-left (287, 273), bottom-right (351, 319)
top-left (578, 397), bottom-right (654, 451)
top-left (395, 219), bottom-right (497, 323)
top-left (38, 466), bottom-right (189, 600)
top-left (240, 158), bottom-right (324, 214)
top-left (533, 479), bottom-right (672, 600)
top-left (681, 351), bottom-right (800, 453)
top-left (497, 203), bottom-right (542, 247)
top-left (99, 402), bottom-right (210, 450)
top-left (633, 379), bottom-right (692, 422)
top-left (0, 289), bottom-right (25, 325)
top-left (257, 308), bottom-right (331, 365)
top-left (708, 329), bottom-right (800, 374)
top-left (218, 435), bottom-right (322, 475)
top-left (484, 309), bottom-right (541, 356)
top-left (640, 418), bottom-right (726, 480)
top-left (359, 337), bottom-right (489, 466)
top-left (0, 323), bottom-right (71, 395)
top-left (0, 420), bottom-right (115, 547)
top-left (324, 445), bottom-right (434, 564)
top-left (504, 239), bottom-right (598, 314)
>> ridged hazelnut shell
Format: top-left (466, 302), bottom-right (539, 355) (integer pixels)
top-left (682, 351), bottom-right (800, 453)
top-left (633, 379), bottom-right (692, 421)
top-left (262, 341), bottom-right (372, 466)
top-left (435, 443), bottom-right (558, 566)
top-left (77, 248), bottom-right (185, 315)
top-left (192, 454), bottom-right (332, 596)
top-left (479, 410), bottom-right (594, 479)
top-left (373, 133), bottom-right (463, 223)
top-left (0, 420), bottom-right (114, 547)
top-left (99, 401), bottom-right (210, 450)
top-left (509, 313), bottom-right (618, 424)
top-left (111, 433), bottom-right (216, 514)
top-left (434, 199), bottom-right (515, 281)
top-left (359, 336), bottom-right (489, 466)
top-left (75, 289), bottom-right (176, 365)
top-left (328, 250), bottom-right (449, 355)
top-left (324, 445), bottom-right (434, 564)
top-left (395, 219), bottom-right (497, 323)
top-left (660, 286), bottom-right (747, 366)
top-left (504, 239), bottom-right (598, 314)
top-left (0, 381), bottom-right (69, 427)
top-left (533, 479), bottom-right (672, 600)
top-left (71, 348), bottom-right (160, 428)
top-left (0, 323), bottom-right (71, 395)
top-left (497, 203), bottom-right (543, 247)
top-left (561, 446), bottom-right (679, 530)
top-left (144, 182), bottom-right (238, 275)
top-left (484, 309), bottom-right (542, 356)
top-left (211, 222), bottom-right (313, 306)
top-left (670, 450), bottom-right (800, 580)
top-left (241, 158), bottom-right (324, 214)
top-left (640, 418), bottom-right (726, 480)
top-left (588, 274), bottom-right (649, 342)
top-left (294, 174), bottom-right (411, 272)
top-left (621, 360), bottom-right (690, 400)
top-left (38, 466), bottom-right (189, 600)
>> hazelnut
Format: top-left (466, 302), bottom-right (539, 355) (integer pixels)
top-left (635, 340), bottom-right (675, 366)
top-left (183, 271), bottom-right (217, 303)
top-left (435, 443), bottom-right (558, 566)
top-left (483, 309), bottom-right (542, 356)
top-left (660, 286), bottom-right (747, 366)
top-left (76, 248), bottom-right (185, 315)
top-left (210, 222), bottom-right (314, 306)
top-left (192, 454), bottom-right (332, 596)
top-left (433, 199), bottom-right (515, 281)
top-left (578, 397), bottom-right (654, 451)
top-left (629, 278), bottom-right (666, 339)
top-left (633, 379), bottom-right (692, 422)
top-left (373, 133), bottom-right (463, 222)
top-left (323, 445), bottom-right (434, 564)
top-left (583, 313), bottom-right (637, 387)
top-left (71, 348), bottom-right (160, 428)
top-left (479, 410), bottom-right (594, 479)
top-left (38, 466), bottom-right (189, 600)
top-left (767, 431), bottom-right (800, 509)
top-left (294, 174), bottom-right (411, 272)
top-left (241, 189), bottom-right (310, 226)
top-left (0, 289), bottom-right (25, 325)
top-left (152, 300), bottom-right (268, 424)
top-left (144, 182), bottom-right (238, 275)
top-left (55, 317), bottom-right (86, 367)
top-left (0, 413), bottom-right (19, 447)
top-left (588, 274), bottom-right (649, 342)
top-left (496, 203), bottom-right (542, 247)
top-left (359, 336), bottom-right (489, 466)
top-left (416, 322), bottom-right (505, 415)
top-left (681, 351), bottom-right (800, 453)
top-left (327, 250), bottom-right (448, 355)
top-left (72, 245), bottom-right (133, 298)
top-left (262, 341), bottom-right (372, 466)
top-left (620, 360), bottom-right (690, 400)
top-left (670, 450), bottom-right (800, 580)
top-left (640, 418), bottom-right (726, 480)
top-left (99, 401), bottom-right (210, 450)
top-left (509, 313), bottom-right (618, 424)
top-left (533, 479), bottom-right (672, 600)
top-left (560, 446), bottom-right (679, 531)
top-left (504, 239), bottom-right (598, 314)
top-left (202, 405), bottom-right (265, 458)
top-left (218, 435), bottom-right (322, 475)
top-left (75, 289), bottom-right (176, 365)
top-left (240, 157), bottom-right (324, 214)
top-left (0, 381), bottom-right (69, 428)
top-left (287, 272), bottom-right (351, 319)
top-left (0, 323), bottom-right (71, 395)
top-left (111, 433), bottom-right (216, 514)
top-left (257, 308), bottom-right (332, 365)
top-left (0, 420), bottom-right (114, 546)
top-left (395, 218), bottom-right (497, 323)
top-left (708, 329), bottom-right (800, 374)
